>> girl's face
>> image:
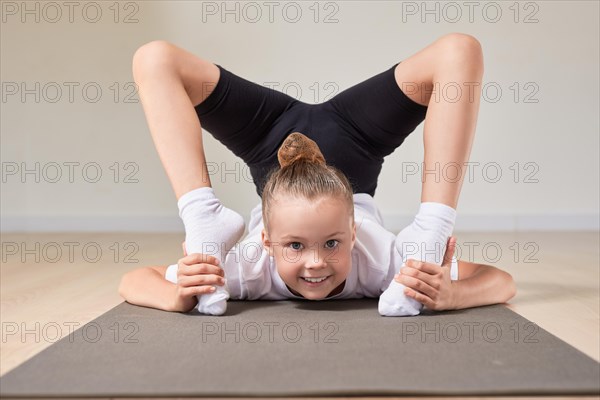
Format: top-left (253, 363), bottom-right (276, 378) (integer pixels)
top-left (261, 195), bottom-right (356, 300)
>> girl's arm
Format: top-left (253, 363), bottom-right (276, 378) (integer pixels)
top-left (118, 265), bottom-right (181, 312)
top-left (118, 252), bottom-right (225, 313)
top-left (452, 260), bottom-right (517, 310)
top-left (397, 237), bottom-right (516, 311)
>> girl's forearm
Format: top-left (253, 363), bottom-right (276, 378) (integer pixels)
top-left (452, 266), bottom-right (516, 310)
top-left (118, 267), bottom-right (181, 312)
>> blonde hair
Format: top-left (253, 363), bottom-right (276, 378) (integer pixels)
top-left (262, 132), bottom-right (354, 233)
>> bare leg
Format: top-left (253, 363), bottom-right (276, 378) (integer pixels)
top-left (132, 41), bottom-right (245, 316)
top-left (394, 33), bottom-right (484, 209)
top-left (132, 40), bottom-right (221, 200)
top-left (379, 34), bottom-right (483, 317)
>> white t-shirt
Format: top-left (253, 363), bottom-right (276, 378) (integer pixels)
top-left (165, 193), bottom-right (459, 300)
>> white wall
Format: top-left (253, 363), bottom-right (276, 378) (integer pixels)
top-left (1, 1), bottom-right (598, 232)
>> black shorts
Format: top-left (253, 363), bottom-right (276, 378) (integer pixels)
top-left (194, 62), bottom-right (428, 198)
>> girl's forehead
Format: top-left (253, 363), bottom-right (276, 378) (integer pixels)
top-left (270, 205), bottom-right (352, 235)
top-left (273, 194), bottom-right (345, 207)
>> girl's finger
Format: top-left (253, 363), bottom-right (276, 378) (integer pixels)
top-left (404, 287), bottom-right (433, 309)
top-left (181, 285), bottom-right (217, 297)
top-left (180, 263), bottom-right (224, 277)
top-left (179, 274), bottom-right (225, 288)
top-left (399, 274), bottom-right (436, 299)
top-left (181, 253), bottom-right (220, 267)
top-left (405, 260), bottom-right (438, 275)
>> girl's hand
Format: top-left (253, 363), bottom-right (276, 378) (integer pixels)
top-left (394, 236), bottom-right (458, 311)
top-left (171, 252), bottom-right (225, 313)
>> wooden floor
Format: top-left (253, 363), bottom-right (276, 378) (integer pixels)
top-left (1, 231), bottom-right (598, 400)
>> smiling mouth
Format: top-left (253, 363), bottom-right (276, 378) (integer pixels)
top-left (301, 276), bottom-right (330, 284)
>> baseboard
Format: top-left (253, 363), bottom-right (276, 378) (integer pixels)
top-left (383, 214), bottom-right (599, 232)
top-left (1, 214), bottom-right (598, 232)
top-left (0, 216), bottom-right (185, 233)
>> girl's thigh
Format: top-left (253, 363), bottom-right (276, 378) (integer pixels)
top-left (296, 62), bottom-right (431, 196)
top-left (327, 62), bottom-right (429, 159)
top-left (194, 64), bottom-right (300, 164)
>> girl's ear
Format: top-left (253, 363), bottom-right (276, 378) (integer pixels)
top-left (261, 229), bottom-right (273, 256)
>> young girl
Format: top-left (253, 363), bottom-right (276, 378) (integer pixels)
top-left (119, 34), bottom-right (516, 316)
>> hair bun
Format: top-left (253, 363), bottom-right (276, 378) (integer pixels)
top-left (277, 132), bottom-right (326, 168)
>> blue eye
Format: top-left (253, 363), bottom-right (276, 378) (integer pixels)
top-left (289, 242), bottom-right (303, 251)
top-left (325, 240), bottom-right (339, 248)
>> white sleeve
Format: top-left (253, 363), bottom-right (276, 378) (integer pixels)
top-left (451, 255), bottom-right (459, 281)
top-left (165, 263), bottom-right (178, 284)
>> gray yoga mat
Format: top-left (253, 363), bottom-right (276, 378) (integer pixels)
top-left (1, 299), bottom-right (599, 398)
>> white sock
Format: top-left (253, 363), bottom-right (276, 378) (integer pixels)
top-left (378, 279), bottom-right (423, 316)
top-left (379, 202), bottom-right (456, 317)
top-left (177, 186), bottom-right (245, 315)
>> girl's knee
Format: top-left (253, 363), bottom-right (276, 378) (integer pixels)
top-left (132, 40), bottom-right (179, 78)
top-left (439, 33), bottom-right (482, 51)
top-left (437, 33), bottom-right (484, 72)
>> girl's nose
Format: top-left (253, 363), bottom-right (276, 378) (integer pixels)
top-left (305, 249), bottom-right (328, 268)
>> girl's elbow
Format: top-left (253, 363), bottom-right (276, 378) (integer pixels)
top-left (118, 275), bottom-right (128, 299)
top-left (118, 270), bottom-right (134, 300)
top-left (503, 271), bottom-right (517, 302)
